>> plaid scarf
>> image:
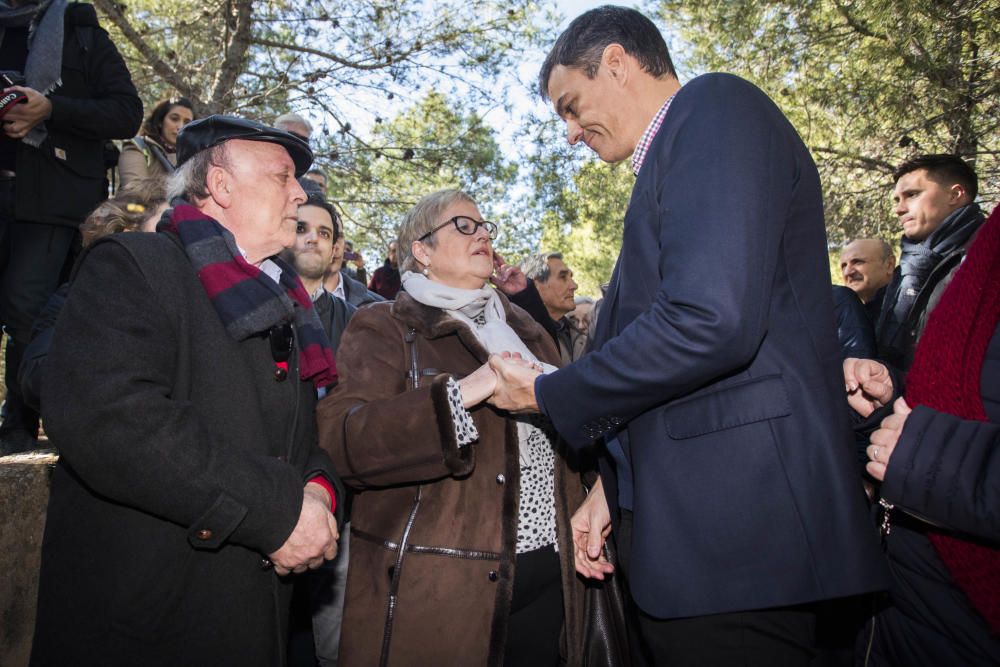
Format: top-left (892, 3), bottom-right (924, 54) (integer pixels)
top-left (163, 202), bottom-right (338, 389)
top-left (904, 204), bottom-right (1000, 633)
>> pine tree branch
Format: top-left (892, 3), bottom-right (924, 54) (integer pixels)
top-left (812, 146), bottom-right (896, 172)
top-left (92, 0), bottom-right (199, 107)
top-left (207, 0), bottom-right (254, 114)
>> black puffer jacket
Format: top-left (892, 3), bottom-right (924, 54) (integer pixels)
top-left (15, 2), bottom-right (142, 226)
top-left (865, 328), bottom-right (1000, 665)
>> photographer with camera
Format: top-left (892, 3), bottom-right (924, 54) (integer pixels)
top-left (0, 0), bottom-right (141, 455)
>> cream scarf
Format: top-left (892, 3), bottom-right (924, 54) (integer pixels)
top-left (401, 271), bottom-right (556, 465)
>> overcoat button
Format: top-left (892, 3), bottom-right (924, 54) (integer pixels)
top-left (261, 558), bottom-right (274, 570)
top-left (495, 474), bottom-right (505, 485)
top-left (274, 367), bottom-right (288, 382)
top-left (488, 570), bottom-right (498, 582)
top-left (196, 529), bottom-right (213, 540)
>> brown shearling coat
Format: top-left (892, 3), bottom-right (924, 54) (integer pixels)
top-left (317, 290), bottom-right (588, 666)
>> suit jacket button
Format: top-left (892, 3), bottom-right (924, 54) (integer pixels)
top-left (196, 529), bottom-right (212, 540)
top-left (261, 558), bottom-right (273, 570)
top-left (495, 474), bottom-right (505, 485)
top-left (274, 367), bottom-right (288, 382)
top-left (488, 570), bottom-right (498, 582)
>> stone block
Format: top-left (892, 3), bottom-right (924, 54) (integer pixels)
top-left (0, 450), bottom-right (56, 667)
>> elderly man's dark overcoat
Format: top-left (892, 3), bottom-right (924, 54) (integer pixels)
top-left (31, 231), bottom-right (340, 666)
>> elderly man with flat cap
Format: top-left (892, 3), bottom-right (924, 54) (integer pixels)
top-left (31, 116), bottom-right (343, 666)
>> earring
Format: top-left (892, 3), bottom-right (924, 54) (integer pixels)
top-left (422, 267), bottom-right (429, 276)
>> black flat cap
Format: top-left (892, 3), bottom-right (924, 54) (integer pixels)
top-left (176, 115), bottom-right (313, 176)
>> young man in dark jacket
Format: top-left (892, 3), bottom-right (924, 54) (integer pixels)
top-left (0, 0), bottom-right (142, 455)
top-left (846, 204), bottom-right (1000, 665)
top-left (876, 154), bottom-right (985, 372)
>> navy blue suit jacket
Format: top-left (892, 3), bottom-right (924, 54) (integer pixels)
top-left (538, 73), bottom-right (886, 619)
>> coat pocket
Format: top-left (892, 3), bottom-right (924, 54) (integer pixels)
top-left (664, 374), bottom-right (790, 439)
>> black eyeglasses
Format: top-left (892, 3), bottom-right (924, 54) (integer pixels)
top-left (419, 216), bottom-right (498, 242)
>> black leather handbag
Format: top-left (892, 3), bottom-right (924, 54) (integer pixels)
top-left (581, 538), bottom-right (632, 667)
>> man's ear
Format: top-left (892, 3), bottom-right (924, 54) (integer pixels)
top-left (947, 182), bottom-right (969, 206)
top-left (601, 43), bottom-right (629, 86)
top-left (206, 164), bottom-right (233, 209)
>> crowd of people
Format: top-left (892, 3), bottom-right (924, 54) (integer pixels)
top-left (0, 2), bottom-right (997, 666)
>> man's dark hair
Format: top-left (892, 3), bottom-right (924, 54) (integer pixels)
top-left (893, 154), bottom-right (978, 201)
top-left (538, 5), bottom-right (675, 100)
top-left (302, 190), bottom-right (341, 240)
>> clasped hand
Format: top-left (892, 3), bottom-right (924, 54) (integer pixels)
top-left (458, 352), bottom-right (542, 413)
top-left (268, 483), bottom-right (339, 576)
top-left (843, 357), bottom-right (894, 418)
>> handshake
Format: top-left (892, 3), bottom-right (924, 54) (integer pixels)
top-left (459, 352), bottom-right (545, 413)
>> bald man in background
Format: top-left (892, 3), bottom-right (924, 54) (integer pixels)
top-left (840, 238), bottom-right (895, 323)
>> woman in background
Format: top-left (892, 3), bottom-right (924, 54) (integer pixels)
top-left (118, 96), bottom-right (194, 187)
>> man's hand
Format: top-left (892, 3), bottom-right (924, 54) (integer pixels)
top-left (268, 484), bottom-right (339, 576)
top-left (866, 397), bottom-right (912, 481)
top-left (2, 86), bottom-right (52, 139)
top-left (571, 477), bottom-right (614, 580)
top-left (844, 357), bottom-right (894, 418)
top-left (487, 354), bottom-right (540, 413)
top-left (489, 252), bottom-right (527, 295)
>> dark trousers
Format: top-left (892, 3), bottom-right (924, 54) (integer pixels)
top-left (504, 544), bottom-right (563, 667)
top-left (617, 509), bottom-right (817, 667)
top-left (0, 179), bottom-right (79, 433)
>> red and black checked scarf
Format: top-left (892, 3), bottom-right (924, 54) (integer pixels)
top-left (162, 202), bottom-right (338, 389)
top-left (904, 203), bottom-right (1000, 633)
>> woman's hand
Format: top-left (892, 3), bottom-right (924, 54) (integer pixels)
top-left (866, 397), bottom-right (912, 481)
top-left (489, 252), bottom-right (527, 295)
top-left (458, 362), bottom-right (497, 408)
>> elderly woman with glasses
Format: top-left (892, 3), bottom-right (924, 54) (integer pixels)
top-left (317, 189), bottom-right (589, 666)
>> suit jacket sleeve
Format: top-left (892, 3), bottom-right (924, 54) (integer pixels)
top-left (882, 405), bottom-right (1000, 541)
top-left (539, 76), bottom-right (802, 447)
top-left (42, 241), bottom-right (308, 555)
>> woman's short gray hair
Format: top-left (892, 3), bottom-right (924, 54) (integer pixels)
top-left (166, 144), bottom-right (230, 203)
top-left (397, 189), bottom-right (477, 273)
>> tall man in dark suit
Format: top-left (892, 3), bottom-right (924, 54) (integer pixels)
top-left (489, 7), bottom-right (885, 664)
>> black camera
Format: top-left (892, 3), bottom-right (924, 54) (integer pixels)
top-left (0, 71), bottom-right (27, 119)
